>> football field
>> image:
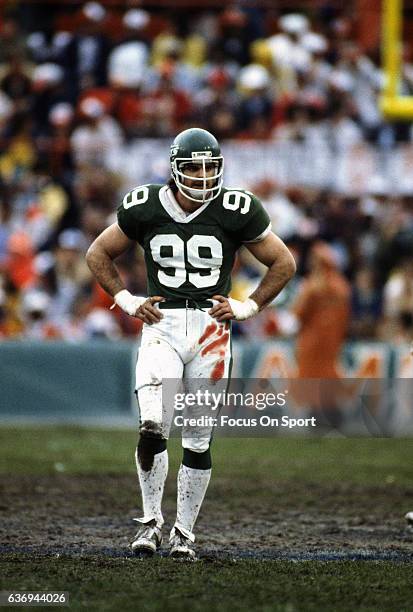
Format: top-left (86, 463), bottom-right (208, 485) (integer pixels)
top-left (1, 428), bottom-right (413, 610)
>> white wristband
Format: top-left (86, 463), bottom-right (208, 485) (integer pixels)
top-left (111, 289), bottom-right (146, 316)
top-left (227, 297), bottom-right (259, 321)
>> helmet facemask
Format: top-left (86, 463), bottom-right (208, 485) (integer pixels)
top-left (172, 156), bottom-right (224, 204)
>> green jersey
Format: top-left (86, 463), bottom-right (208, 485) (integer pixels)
top-left (116, 184), bottom-right (271, 301)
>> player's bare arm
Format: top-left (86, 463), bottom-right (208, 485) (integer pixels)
top-left (247, 232), bottom-right (296, 308)
top-left (86, 223), bottom-right (164, 324)
top-left (86, 223), bottom-right (132, 296)
top-left (209, 232), bottom-right (296, 322)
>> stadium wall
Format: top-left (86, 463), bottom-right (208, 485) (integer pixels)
top-left (0, 340), bottom-right (412, 433)
top-left (0, 341), bottom-right (136, 423)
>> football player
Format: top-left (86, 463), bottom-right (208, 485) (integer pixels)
top-left (86, 128), bottom-right (296, 560)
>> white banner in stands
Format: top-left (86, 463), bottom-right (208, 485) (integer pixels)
top-left (107, 139), bottom-right (413, 196)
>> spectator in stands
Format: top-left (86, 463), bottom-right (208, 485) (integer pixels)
top-left (0, 193), bottom-right (12, 266)
top-left (216, 6), bottom-right (251, 66)
top-left (193, 67), bottom-right (239, 138)
top-left (4, 232), bottom-right (37, 291)
top-left (325, 99), bottom-right (363, 152)
top-left (266, 12), bottom-right (311, 92)
top-left (140, 66), bottom-right (192, 136)
top-left (0, 272), bottom-right (24, 338)
top-left (350, 266), bottom-right (383, 339)
top-left (272, 102), bottom-right (327, 148)
top-left (291, 241), bottom-right (351, 426)
top-left (30, 63), bottom-right (67, 137)
top-left (253, 180), bottom-right (304, 240)
top-left (26, 27), bottom-right (71, 68)
top-left (44, 228), bottom-right (91, 324)
top-left (20, 289), bottom-right (61, 340)
top-left (0, 16), bottom-right (26, 64)
top-left (150, 27), bottom-right (199, 94)
top-left (108, 8), bottom-right (149, 90)
top-left (64, 2), bottom-right (110, 99)
top-left (0, 91), bottom-right (13, 137)
top-left (104, 8), bottom-right (150, 139)
top-left (383, 259), bottom-right (413, 343)
top-left (83, 307), bottom-right (121, 340)
top-left (70, 97), bottom-right (123, 167)
top-left (40, 103), bottom-right (75, 181)
top-left (0, 54), bottom-right (31, 114)
top-left (237, 63), bottom-right (273, 133)
top-left (292, 241), bottom-right (350, 378)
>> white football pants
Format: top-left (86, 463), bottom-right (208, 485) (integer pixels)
top-left (135, 305), bottom-right (232, 452)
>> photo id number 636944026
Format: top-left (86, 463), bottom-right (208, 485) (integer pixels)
top-left (0, 592), bottom-right (69, 606)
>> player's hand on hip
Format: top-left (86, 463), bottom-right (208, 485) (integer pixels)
top-left (209, 295), bottom-right (259, 322)
top-left (111, 290), bottom-right (164, 322)
top-left (135, 296), bottom-right (165, 324)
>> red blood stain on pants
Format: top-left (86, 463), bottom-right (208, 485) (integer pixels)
top-left (201, 333), bottom-right (229, 356)
top-left (198, 322), bottom-right (217, 345)
top-left (211, 359), bottom-right (225, 381)
top-left (198, 322), bottom-right (229, 381)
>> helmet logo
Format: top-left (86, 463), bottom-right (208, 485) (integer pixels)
top-left (170, 145), bottom-right (179, 156)
top-left (191, 151), bottom-right (212, 158)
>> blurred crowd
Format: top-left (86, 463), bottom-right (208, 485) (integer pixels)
top-left (0, 1), bottom-right (413, 344)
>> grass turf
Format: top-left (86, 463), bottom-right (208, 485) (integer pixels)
top-left (1, 428), bottom-right (412, 486)
top-left (1, 428), bottom-right (413, 611)
top-left (2, 557), bottom-right (413, 612)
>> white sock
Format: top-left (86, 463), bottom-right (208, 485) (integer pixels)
top-left (135, 448), bottom-right (168, 527)
top-left (174, 464), bottom-right (211, 540)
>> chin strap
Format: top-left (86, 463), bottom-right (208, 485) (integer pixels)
top-left (183, 186), bottom-right (214, 204)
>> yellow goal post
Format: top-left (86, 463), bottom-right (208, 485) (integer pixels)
top-left (380, 0), bottom-right (413, 119)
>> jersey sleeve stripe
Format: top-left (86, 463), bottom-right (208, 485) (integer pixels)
top-left (242, 223), bottom-right (272, 244)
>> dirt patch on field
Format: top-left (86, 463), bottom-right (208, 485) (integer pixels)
top-left (1, 474), bottom-right (412, 560)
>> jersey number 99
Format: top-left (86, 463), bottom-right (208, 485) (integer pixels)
top-left (150, 234), bottom-right (223, 289)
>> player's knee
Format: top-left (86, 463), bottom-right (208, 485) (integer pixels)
top-left (139, 419), bottom-right (164, 439)
top-left (182, 447), bottom-right (211, 470)
top-left (137, 421), bottom-right (167, 472)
